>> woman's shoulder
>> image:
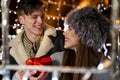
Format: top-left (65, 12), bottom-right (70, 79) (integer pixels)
top-left (50, 51), bottom-right (64, 66)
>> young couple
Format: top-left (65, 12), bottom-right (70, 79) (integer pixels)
top-left (9, 0), bottom-right (111, 80)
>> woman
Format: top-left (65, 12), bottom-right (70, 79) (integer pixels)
top-left (60, 6), bottom-right (111, 80)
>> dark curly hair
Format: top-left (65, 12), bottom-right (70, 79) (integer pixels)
top-left (65, 6), bottom-right (111, 50)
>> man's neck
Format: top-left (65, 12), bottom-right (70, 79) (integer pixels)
top-left (25, 33), bottom-right (39, 43)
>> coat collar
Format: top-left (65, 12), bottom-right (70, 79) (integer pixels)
top-left (9, 27), bottom-right (57, 65)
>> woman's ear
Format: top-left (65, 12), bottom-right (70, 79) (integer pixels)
top-left (18, 16), bottom-right (24, 25)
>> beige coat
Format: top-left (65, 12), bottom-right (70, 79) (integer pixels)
top-left (9, 24), bottom-right (57, 65)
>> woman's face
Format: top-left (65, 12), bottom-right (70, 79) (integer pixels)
top-left (63, 24), bottom-right (79, 52)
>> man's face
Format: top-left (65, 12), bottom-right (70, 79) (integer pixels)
top-left (18, 10), bottom-right (44, 38)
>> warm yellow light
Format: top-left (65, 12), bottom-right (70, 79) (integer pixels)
top-left (78, 0), bottom-right (90, 8)
top-left (104, 0), bottom-right (109, 6)
top-left (116, 19), bottom-right (120, 24)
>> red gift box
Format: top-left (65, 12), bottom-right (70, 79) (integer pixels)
top-left (25, 56), bottom-right (52, 77)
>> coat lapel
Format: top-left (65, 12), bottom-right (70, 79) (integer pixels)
top-left (35, 28), bottom-right (57, 57)
top-left (9, 27), bottom-right (57, 65)
top-left (9, 31), bottom-right (28, 65)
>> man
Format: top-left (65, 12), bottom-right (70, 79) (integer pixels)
top-left (9, 0), bottom-right (64, 79)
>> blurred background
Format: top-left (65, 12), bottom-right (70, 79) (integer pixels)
top-left (0, 0), bottom-right (120, 79)
top-left (0, 0), bottom-right (118, 44)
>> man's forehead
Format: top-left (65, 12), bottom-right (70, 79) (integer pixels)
top-left (30, 11), bottom-right (44, 15)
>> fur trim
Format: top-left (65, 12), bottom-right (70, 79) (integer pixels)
top-left (10, 42), bottom-right (28, 65)
top-left (9, 31), bottom-right (28, 65)
top-left (35, 28), bottom-right (56, 57)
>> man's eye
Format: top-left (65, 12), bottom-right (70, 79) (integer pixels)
top-left (41, 15), bottom-right (44, 19)
top-left (32, 16), bottom-right (37, 19)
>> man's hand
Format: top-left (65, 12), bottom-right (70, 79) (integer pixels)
top-left (14, 70), bottom-right (49, 80)
top-left (29, 70), bottom-right (49, 80)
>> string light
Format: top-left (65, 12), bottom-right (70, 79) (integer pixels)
top-left (17, 0), bottom-right (20, 3)
top-left (4, 0), bottom-right (78, 31)
top-left (13, 24), bottom-right (17, 29)
top-left (9, 10), bottom-right (12, 13)
top-left (2, 0), bottom-right (112, 33)
top-left (52, 17), bottom-right (56, 20)
top-left (96, 0), bottom-right (108, 13)
top-left (97, 3), bottom-right (107, 12)
top-left (116, 19), bottom-right (120, 24)
top-left (43, 0), bottom-right (76, 8)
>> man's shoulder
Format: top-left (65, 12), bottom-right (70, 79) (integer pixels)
top-left (47, 30), bottom-right (64, 55)
top-left (50, 30), bottom-right (64, 43)
top-left (9, 31), bottom-right (24, 46)
top-left (56, 30), bottom-right (64, 37)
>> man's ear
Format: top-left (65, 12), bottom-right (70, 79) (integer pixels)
top-left (18, 16), bottom-right (24, 25)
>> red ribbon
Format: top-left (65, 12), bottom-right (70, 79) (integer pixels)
top-left (26, 56), bottom-right (52, 65)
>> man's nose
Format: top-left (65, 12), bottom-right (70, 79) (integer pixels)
top-left (36, 16), bottom-right (43, 24)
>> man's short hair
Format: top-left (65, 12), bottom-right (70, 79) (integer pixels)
top-left (17, 0), bottom-right (44, 15)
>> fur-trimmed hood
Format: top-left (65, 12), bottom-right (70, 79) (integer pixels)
top-left (9, 26), bottom-right (57, 65)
